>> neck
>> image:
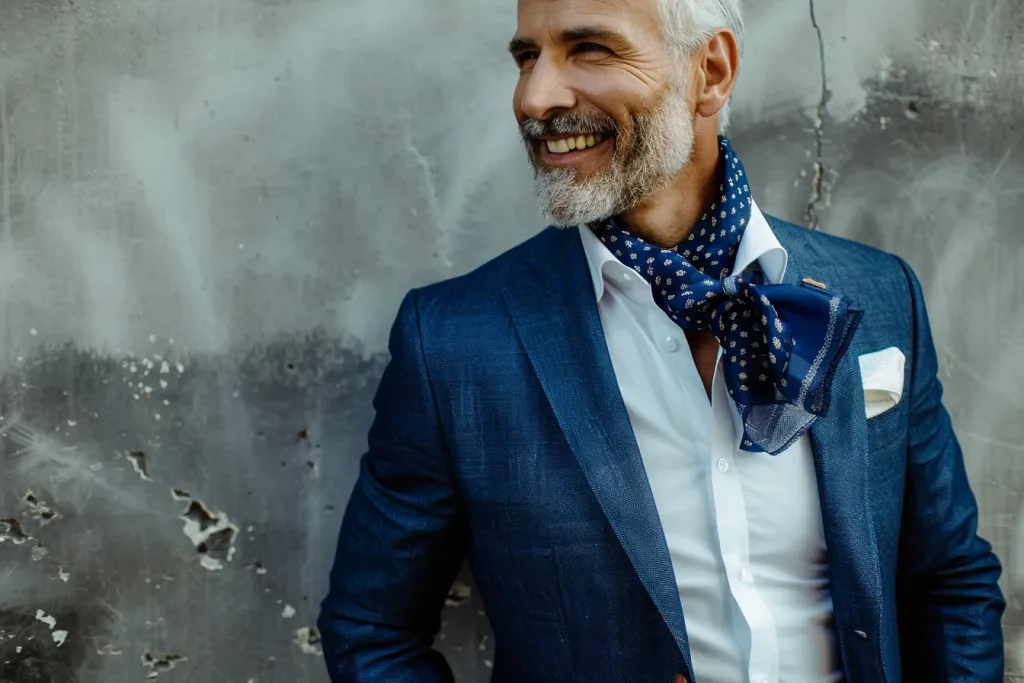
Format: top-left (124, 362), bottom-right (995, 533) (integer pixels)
top-left (617, 127), bottom-right (722, 249)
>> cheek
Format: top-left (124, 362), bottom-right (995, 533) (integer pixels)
top-left (574, 73), bottom-right (655, 127)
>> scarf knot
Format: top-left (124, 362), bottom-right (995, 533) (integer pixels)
top-left (591, 137), bottom-right (861, 455)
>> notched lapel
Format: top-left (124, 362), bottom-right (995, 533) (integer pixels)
top-left (500, 228), bottom-right (693, 675)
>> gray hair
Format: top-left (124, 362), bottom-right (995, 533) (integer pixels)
top-left (657, 0), bottom-right (744, 132)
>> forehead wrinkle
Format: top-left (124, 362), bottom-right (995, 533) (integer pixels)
top-left (537, 2), bottom-right (671, 77)
top-left (519, 0), bottom-right (663, 37)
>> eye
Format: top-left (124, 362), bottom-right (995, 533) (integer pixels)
top-left (514, 51), bottom-right (540, 67)
top-left (573, 42), bottom-right (611, 55)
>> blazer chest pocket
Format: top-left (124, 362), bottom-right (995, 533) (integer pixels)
top-left (866, 396), bottom-right (908, 454)
top-left (865, 403), bottom-right (909, 535)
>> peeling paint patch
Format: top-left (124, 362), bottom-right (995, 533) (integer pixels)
top-left (293, 626), bottom-right (322, 655)
top-left (281, 604), bottom-right (295, 619)
top-left (175, 494), bottom-right (239, 571)
top-left (445, 580), bottom-right (472, 607)
top-left (0, 518), bottom-right (29, 544)
top-left (56, 565), bottom-right (70, 582)
top-left (98, 644), bottom-right (124, 655)
top-left (31, 542), bottom-right (48, 561)
top-left (22, 490), bottom-right (59, 523)
top-left (142, 652), bottom-right (187, 679)
top-left (170, 488), bottom-right (190, 500)
top-left (126, 450), bottom-right (153, 481)
top-left (31, 609), bottom-right (69, 646)
top-left (34, 609), bottom-right (57, 630)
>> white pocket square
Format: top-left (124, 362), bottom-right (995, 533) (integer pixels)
top-left (858, 347), bottom-right (906, 418)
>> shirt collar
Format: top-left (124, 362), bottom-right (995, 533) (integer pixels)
top-left (578, 199), bottom-right (788, 302)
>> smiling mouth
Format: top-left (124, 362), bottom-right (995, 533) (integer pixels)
top-left (542, 133), bottom-right (607, 154)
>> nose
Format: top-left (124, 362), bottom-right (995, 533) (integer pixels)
top-left (518, 57), bottom-right (576, 122)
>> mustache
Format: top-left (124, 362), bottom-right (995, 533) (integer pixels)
top-left (519, 112), bottom-right (619, 141)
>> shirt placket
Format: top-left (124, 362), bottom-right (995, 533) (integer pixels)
top-left (709, 361), bottom-right (780, 683)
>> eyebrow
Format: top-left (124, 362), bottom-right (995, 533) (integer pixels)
top-left (507, 26), bottom-right (631, 54)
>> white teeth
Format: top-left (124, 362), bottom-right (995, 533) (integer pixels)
top-left (545, 133), bottom-right (605, 154)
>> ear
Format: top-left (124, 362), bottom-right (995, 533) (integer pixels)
top-left (694, 29), bottom-right (740, 120)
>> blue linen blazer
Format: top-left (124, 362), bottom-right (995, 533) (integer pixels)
top-left (318, 216), bottom-right (1005, 682)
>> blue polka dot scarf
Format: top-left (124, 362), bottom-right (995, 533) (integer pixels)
top-left (592, 136), bottom-right (862, 455)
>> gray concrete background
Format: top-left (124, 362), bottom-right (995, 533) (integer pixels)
top-left (0, 0), bottom-right (1021, 680)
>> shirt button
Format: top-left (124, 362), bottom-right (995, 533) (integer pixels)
top-left (622, 272), bottom-right (632, 282)
top-left (664, 337), bottom-right (679, 352)
top-left (716, 458), bottom-right (729, 473)
top-left (738, 567), bottom-right (752, 584)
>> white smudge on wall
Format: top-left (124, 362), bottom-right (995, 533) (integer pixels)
top-left (34, 609), bottom-right (56, 629)
top-left (293, 626), bottom-right (322, 656)
top-left (34, 609), bottom-right (68, 647)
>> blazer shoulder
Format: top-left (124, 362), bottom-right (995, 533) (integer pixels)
top-left (407, 226), bottom-right (567, 343)
top-left (766, 214), bottom-right (916, 345)
top-left (767, 214), bottom-right (910, 287)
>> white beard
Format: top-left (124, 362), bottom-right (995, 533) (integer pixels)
top-left (533, 83), bottom-right (697, 227)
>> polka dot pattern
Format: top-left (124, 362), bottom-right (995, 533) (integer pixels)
top-left (590, 136), bottom-right (863, 455)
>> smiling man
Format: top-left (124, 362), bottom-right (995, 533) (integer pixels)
top-left (317, 0), bottom-right (1005, 681)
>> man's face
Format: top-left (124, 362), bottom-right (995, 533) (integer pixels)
top-left (510, 0), bottom-right (697, 226)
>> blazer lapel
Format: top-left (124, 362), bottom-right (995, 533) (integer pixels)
top-left (773, 219), bottom-right (885, 675)
top-left (501, 227), bottom-right (693, 673)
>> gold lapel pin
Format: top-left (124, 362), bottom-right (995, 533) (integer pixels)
top-left (801, 277), bottom-right (828, 289)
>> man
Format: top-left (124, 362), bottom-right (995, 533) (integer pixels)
top-left (318, 0), bottom-right (1006, 680)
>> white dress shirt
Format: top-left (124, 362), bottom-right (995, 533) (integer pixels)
top-left (578, 201), bottom-right (842, 683)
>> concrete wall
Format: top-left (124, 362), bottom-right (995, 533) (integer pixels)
top-left (0, 0), bottom-right (1021, 680)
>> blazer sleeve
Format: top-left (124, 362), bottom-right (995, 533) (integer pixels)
top-left (317, 288), bottom-right (467, 682)
top-left (893, 256), bottom-right (1006, 681)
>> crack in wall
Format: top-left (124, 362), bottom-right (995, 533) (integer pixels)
top-left (807, 0), bottom-right (831, 230)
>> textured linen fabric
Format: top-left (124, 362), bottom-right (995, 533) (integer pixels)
top-left (318, 215), bottom-right (1005, 683)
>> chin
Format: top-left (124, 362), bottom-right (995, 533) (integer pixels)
top-left (541, 196), bottom-right (618, 228)
top-left (531, 160), bottom-right (625, 227)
